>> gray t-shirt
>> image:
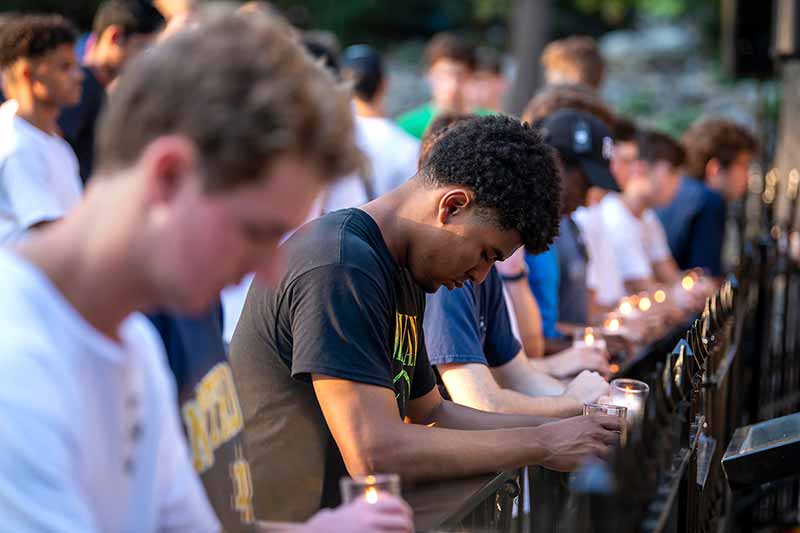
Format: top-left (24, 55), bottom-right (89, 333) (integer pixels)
top-left (555, 215), bottom-right (589, 325)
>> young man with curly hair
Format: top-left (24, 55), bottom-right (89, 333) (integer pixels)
top-left (0, 14), bottom-right (83, 244)
top-left (229, 114), bottom-right (622, 522)
top-left (0, 11), bottom-right (411, 533)
top-left (657, 118), bottom-right (757, 276)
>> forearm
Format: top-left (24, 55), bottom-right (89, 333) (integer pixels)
top-left (503, 279), bottom-right (545, 358)
top-left (495, 362), bottom-right (565, 396)
top-left (358, 422), bottom-right (551, 483)
top-left (623, 278), bottom-right (653, 294)
top-left (653, 259), bottom-right (680, 285)
top-left (422, 397), bottom-right (554, 429)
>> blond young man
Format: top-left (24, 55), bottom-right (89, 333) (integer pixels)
top-left (0, 11), bottom-right (410, 533)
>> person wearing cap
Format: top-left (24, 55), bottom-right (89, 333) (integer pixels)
top-left (341, 45), bottom-right (420, 198)
top-left (524, 109), bottom-right (620, 351)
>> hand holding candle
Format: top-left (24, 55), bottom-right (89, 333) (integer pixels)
top-left (340, 474), bottom-right (401, 505)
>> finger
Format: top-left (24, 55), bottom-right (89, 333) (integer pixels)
top-left (598, 429), bottom-right (620, 445)
top-left (591, 443), bottom-right (611, 460)
top-left (369, 497), bottom-right (412, 516)
top-left (368, 514), bottom-right (415, 532)
top-left (592, 414), bottom-right (623, 431)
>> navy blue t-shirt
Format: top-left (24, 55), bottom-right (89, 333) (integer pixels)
top-left (656, 176), bottom-right (726, 276)
top-left (58, 66), bottom-right (104, 184)
top-left (424, 266), bottom-right (521, 368)
top-left (148, 301), bottom-right (255, 533)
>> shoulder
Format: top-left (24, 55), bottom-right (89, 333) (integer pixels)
top-left (396, 104), bottom-right (433, 138)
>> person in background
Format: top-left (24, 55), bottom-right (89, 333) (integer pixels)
top-left (657, 118), bottom-right (757, 277)
top-left (524, 110), bottom-right (620, 352)
top-left (59, 0), bottom-right (165, 184)
top-left (599, 124), bottom-right (681, 294)
top-left (341, 44), bottom-right (420, 197)
top-left (540, 35), bottom-right (606, 92)
top-left (521, 84), bottom-right (625, 316)
top-left (465, 46), bottom-right (506, 113)
top-left (230, 115), bottom-right (621, 523)
top-left (0, 15), bottom-right (83, 245)
top-left (397, 32), bottom-right (486, 139)
top-left (0, 11), bottom-right (412, 533)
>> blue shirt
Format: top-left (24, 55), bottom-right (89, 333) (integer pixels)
top-left (424, 266), bottom-right (521, 368)
top-left (656, 176), bottom-right (726, 276)
top-left (526, 247), bottom-right (561, 339)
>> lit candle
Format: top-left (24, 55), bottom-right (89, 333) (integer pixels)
top-left (638, 296), bottom-right (652, 312)
top-left (339, 473), bottom-right (401, 504)
top-left (682, 275), bottom-right (695, 291)
top-left (364, 486), bottom-right (379, 504)
top-left (574, 327), bottom-right (606, 351)
top-left (619, 299), bottom-right (634, 316)
top-left (603, 315), bottom-right (621, 333)
top-left (653, 289), bottom-right (666, 303)
top-left (610, 379), bottom-right (650, 426)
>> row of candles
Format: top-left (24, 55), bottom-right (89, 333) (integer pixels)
top-left (338, 273), bottom-right (711, 506)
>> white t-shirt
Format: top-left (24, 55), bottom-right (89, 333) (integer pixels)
top-left (573, 204), bottom-right (626, 307)
top-left (355, 115), bottom-right (420, 197)
top-left (599, 193), bottom-right (672, 282)
top-left (0, 250), bottom-right (219, 533)
top-left (0, 101), bottom-right (83, 244)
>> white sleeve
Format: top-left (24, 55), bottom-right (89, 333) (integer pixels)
top-left (601, 202), bottom-right (653, 281)
top-left (0, 350), bottom-right (98, 533)
top-left (642, 210), bottom-right (673, 263)
top-left (1, 147), bottom-right (71, 229)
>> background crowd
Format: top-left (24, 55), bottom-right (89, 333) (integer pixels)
top-left (0, 1), bottom-right (761, 532)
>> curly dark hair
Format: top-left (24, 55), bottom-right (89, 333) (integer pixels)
top-left (0, 15), bottom-right (77, 69)
top-left (92, 0), bottom-right (165, 38)
top-left (681, 118), bottom-right (757, 181)
top-left (418, 111), bottom-right (476, 169)
top-left (418, 114), bottom-right (561, 253)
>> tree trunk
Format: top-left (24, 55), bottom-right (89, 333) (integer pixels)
top-left (504, 0), bottom-right (551, 117)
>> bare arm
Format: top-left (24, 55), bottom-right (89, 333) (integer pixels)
top-left (652, 258), bottom-right (681, 286)
top-left (496, 248), bottom-right (545, 358)
top-left (623, 278), bottom-right (654, 295)
top-left (438, 358), bottom-right (580, 418)
top-left (312, 375), bottom-right (621, 482)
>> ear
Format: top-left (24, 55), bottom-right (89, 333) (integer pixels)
top-left (436, 188), bottom-right (472, 225)
top-left (139, 135), bottom-right (201, 207)
top-left (104, 24), bottom-right (125, 46)
top-left (705, 158), bottom-right (721, 181)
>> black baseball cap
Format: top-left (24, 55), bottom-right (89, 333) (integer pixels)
top-left (342, 45), bottom-right (384, 101)
top-left (539, 109), bottom-right (620, 192)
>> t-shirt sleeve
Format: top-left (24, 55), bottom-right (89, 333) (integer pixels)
top-left (687, 193), bottom-right (726, 276)
top-left (643, 210), bottom-right (673, 263)
top-left (423, 286), bottom-right (488, 367)
top-left (287, 264), bottom-right (397, 390)
top-left (1, 147), bottom-right (70, 229)
top-left (526, 250), bottom-right (561, 339)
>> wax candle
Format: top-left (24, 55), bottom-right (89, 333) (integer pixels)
top-left (340, 473), bottom-right (400, 504)
top-left (610, 379), bottom-right (650, 426)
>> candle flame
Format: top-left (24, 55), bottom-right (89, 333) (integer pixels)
top-left (605, 318), bottom-right (620, 332)
top-left (365, 486), bottom-right (379, 504)
top-left (638, 297), bottom-right (652, 312)
top-left (654, 289), bottom-right (666, 303)
top-left (682, 276), bottom-right (695, 291)
top-left (610, 363), bottom-right (620, 373)
top-left (619, 301), bottom-right (633, 315)
top-left (585, 333), bottom-right (595, 346)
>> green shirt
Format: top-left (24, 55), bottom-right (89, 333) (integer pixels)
top-left (396, 103), bottom-right (493, 140)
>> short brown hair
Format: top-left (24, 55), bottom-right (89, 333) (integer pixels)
top-left (637, 129), bottom-right (685, 167)
top-left (614, 117), bottom-right (637, 143)
top-left (541, 36), bottom-right (605, 90)
top-left (521, 84), bottom-right (615, 128)
top-left (424, 32), bottom-right (476, 70)
top-left (681, 118), bottom-right (757, 181)
top-left (96, 9), bottom-right (358, 191)
top-left (418, 111), bottom-right (475, 169)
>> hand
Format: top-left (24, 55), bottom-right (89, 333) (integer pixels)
top-left (534, 414), bottom-right (622, 472)
top-left (546, 346), bottom-right (610, 379)
top-left (495, 246), bottom-right (527, 278)
top-left (302, 495), bottom-right (414, 533)
top-left (563, 370), bottom-right (610, 406)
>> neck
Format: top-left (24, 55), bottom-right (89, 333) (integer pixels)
top-left (353, 98), bottom-right (383, 118)
top-left (83, 52), bottom-right (115, 88)
top-left (14, 91), bottom-right (60, 134)
top-left (621, 191), bottom-right (647, 217)
top-left (16, 178), bottom-right (157, 340)
top-left (360, 180), bottom-right (426, 267)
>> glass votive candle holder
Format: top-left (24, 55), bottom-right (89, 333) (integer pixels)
top-left (583, 402), bottom-right (628, 445)
top-left (610, 378), bottom-right (650, 426)
top-left (340, 474), bottom-right (400, 504)
top-left (573, 326), bottom-right (606, 351)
